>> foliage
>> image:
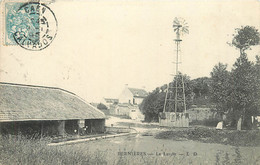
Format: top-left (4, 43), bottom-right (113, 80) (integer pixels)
top-left (210, 63), bottom-right (230, 116)
top-left (191, 77), bottom-right (211, 97)
top-left (210, 55), bottom-right (260, 129)
top-left (254, 56), bottom-right (260, 112)
top-left (228, 54), bottom-right (259, 129)
top-left (208, 26), bottom-right (260, 129)
top-left (139, 89), bottom-right (165, 122)
top-left (190, 118), bottom-right (220, 127)
top-left (155, 127), bottom-right (260, 147)
top-left (190, 77), bottom-right (211, 106)
top-left (231, 26), bottom-right (260, 55)
top-left (140, 73), bottom-right (192, 122)
top-left (97, 103), bottom-right (108, 110)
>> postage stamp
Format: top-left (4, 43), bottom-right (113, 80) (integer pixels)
top-left (4, 1), bottom-right (57, 50)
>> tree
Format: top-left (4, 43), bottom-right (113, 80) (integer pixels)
top-left (191, 77), bottom-right (211, 97)
top-left (210, 63), bottom-right (230, 118)
top-left (254, 56), bottom-right (260, 112)
top-left (190, 77), bottom-right (211, 106)
top-left (140, 73), bottom-right (192, 122)
top-left (97, 103), bottom-right (108, 110)
top-left (230, 54), bottom-right (256, 129)
top-left (227, 26), bottom-right (260, 130)
top-left (231, 26), bottom-right (260, 55)
top-left (139, 89), bottom-right (165, 122)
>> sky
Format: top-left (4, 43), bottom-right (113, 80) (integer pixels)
top-left (0, 0), bottom-right (260, 102)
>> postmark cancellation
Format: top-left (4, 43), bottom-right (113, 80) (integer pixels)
top-left (2, 0), bottom-right (57, 50)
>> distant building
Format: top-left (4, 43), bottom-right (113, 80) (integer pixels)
top-left (108, 85), bottom-right (147, 120)
top-left (110, 104), bottom-right (144, 121)
top-left (100, 98), bottom-right (119, 109)
top-left (118, 85), bottom-right (148, 105)
top-left (0, 82), bottom-right (106, 137)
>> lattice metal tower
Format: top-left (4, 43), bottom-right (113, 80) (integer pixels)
top-left (163, 17), bottom-right (189, 116)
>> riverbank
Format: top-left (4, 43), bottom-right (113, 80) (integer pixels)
top-left (155, 127), bottom-right (260, 147)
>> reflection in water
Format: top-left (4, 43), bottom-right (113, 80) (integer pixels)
top-left (234, 147), bottom-right (242, 164)
top-left (66, 133), bottom-right (260, 164)
top-left (215, 147), bottom-right (242, 165)
top-left (215, 151), bottom-right (220, 165)
top-left (222, 153), bottom-right (230, 165)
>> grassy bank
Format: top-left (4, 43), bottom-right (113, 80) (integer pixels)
top-left (155, 127), bottom-right (260, 147)
top-left (0, 135), bottom-right (183, 165)
top-left (0, 135), bottom-right (107, 165)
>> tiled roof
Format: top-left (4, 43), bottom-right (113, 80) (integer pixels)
top-left (0, 82), bottom-right (105, 122)
top-left (128, 88), bottom-right (148, 98)
top-left (103, 98), bottom-right (119, 103)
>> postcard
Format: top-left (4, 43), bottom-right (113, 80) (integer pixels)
top-left (0, 0), bottom-right (259, 164)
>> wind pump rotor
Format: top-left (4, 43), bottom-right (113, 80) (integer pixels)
top-left (173, 17), bottom-right (189, 41)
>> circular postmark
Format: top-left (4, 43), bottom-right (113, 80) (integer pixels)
top-left (12, 2), bottom-right (57, 51)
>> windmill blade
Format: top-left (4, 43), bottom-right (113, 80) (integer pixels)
top-left (182, 28), bottom-right (189, 34)
top-left (182, 22), bottom-right (188, 26)
top-left (173, 17), bottom-right (189, 37)
top-left (173, 18), bottom-right (180, 25)
top-left (182, 26), bottom-right (189, 30)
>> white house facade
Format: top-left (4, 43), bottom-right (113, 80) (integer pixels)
top-left (118, 85), bottom-right (148, 105)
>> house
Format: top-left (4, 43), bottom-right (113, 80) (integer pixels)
top-left (108, 85), bottom-right (147, 120)
top-left (0, 82), bottom-right (106, 137)
top-left (100, 98), bottom-right (119, 109)
top-left (118, 85), bottom-right (148, 105)
top-left (109, 103), bottom-right (144, 121)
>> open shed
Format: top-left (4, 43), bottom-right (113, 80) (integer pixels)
top-left (0, 82), bottom-right (106, 137)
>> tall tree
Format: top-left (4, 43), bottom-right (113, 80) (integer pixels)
top-left (231, 26), bottom-right (260, 55)
top-left (228, 26), bottom-right (260, 130)
top-left (229, 54), bottom-right (256, 129)
top-left (210, 63), bottom-right (230, 118)
top-left (254, 56), bottom-right (260, 110)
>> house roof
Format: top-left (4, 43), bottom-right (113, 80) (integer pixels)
top-left (103, 98), bottom-right (119, 103)
top-left (116, 103), bottom-right (139, 109)
top-left (0, 82), bottom-right (105, 122)
top-left (128, 88), bottom-right (148, 98)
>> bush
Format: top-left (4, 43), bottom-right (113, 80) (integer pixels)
top-left (190, 119), bottom-right (220, 127)
top-left (155, 127), bottom-right (260, 147)
top-left (97, 103), bottom-right (108, 110)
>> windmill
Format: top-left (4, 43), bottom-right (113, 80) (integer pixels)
top-left (161, 17), bottom-right (189, 127)
top-left (173, 17), bottom-right (189, 41)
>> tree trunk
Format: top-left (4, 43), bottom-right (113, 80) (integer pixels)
top-left (237, 116), bottom-right (242, 130)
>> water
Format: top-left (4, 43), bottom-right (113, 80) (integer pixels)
top-left (63, 133), bottom-right (260, 165)
top-left (62, 116), bottom-right (260, 164)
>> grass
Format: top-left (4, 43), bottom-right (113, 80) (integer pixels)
top-left (1, 132), bottom-right (259, 165)
top-left (0, 134), bottom-right (215, 165)
top-left (0, 135), bottom-right (185, 165)
top-left (0, 135), bottom-right (101, 165)
top-left (155, 127), bottom-right (260, 147)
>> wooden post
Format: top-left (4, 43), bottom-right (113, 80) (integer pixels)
top-left (57, 120), bottom-right (65, 137)
top-left (41, 121), bottom-right (44, 139)
top-left (237, 116), bottom-right (242, 131)
top-left (90, 120), bottom-right (92, 133)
